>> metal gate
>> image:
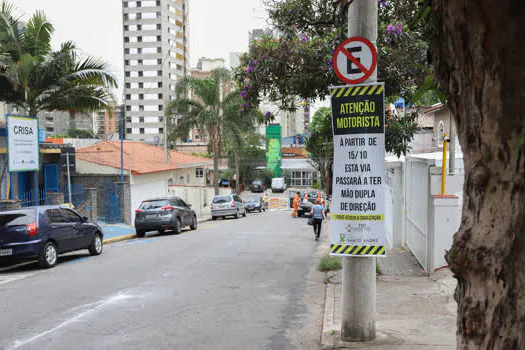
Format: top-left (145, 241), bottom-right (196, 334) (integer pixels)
top-left (404, 158), bottom-right (430, 271)
top-left (103, 180), bottom-right (121, 223)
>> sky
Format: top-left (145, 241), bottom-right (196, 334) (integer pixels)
top-left (13, 0), bottom-right (268, 95)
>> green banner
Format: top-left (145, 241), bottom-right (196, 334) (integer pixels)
top-left (266, 125), bottom-right (282, 177)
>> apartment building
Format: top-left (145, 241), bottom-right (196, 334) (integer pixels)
top-left (122, 0), bottom-right (189, 145)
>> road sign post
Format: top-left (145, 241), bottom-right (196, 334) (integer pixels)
top-left (330, 0), bottom-right (381, 342)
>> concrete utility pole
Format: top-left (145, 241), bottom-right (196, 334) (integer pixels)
top-left (342, 0), bottom-right (378, 342)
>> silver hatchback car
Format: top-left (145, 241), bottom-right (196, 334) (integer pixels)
top-left (211, 194), bottom-right (246, 220)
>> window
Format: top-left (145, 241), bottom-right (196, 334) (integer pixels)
top-left (126, 128), bottom-right (132, 134)
top-left (124, 25), bottom-right (129, 31)
top-left (157, 35), bottom-right (161, 41)
top-left (126, 94), bottom-right (131, 99)
top-left (139, 94), bottom-right (144, 100)
top-left (138, 71), bottom-right (143, 77)
top-left (157, 23), bottom-right (161, 30)
top-left (46, 127), bottom-right (54, 132)
top-left (125, 71), bottom-right (130, 77)
top-left (157, 70), bottom-right (162, 76)
top-left (139, 105), bottom-right (144, 111)
top-left (125, 60), bottom-right (130, 65)
top-left (61, 209), bottom-right (82, 223)
top-left (138, 82), bottom-right (144, 88)
top-left (124, 37), bottom-right (130, 43)
top-left (124, 48), bottom-right (130, 54)
top-left (46, 209), bottom-right (64, 223)
top-left (196, 168), bottom-right (203, 178)
top-left (139, 128), bottom-right (145, 134)
top-left (158, 93), bottom-right (163, 99)
top-left (157, 47), bottom-right (162, 53)
top-left (126, 106), bottom-right (131, 111)
top-left (137, 24), bottom-right (142, 31)
top-left (159, 128), bottom-right (163, 134)
top-left (159, 105), bottom-right (163, 111)
top-left (158, 82), bottom-right (163, 88)
top-left (139, 117), bottom-right (144, 123)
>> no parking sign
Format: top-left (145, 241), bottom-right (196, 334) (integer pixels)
top-left (333, 37), bottom-right (377, 85)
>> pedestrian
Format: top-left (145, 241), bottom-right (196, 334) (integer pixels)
top-left (310, 199), bottom-right (326, 241)
top-left (263, 192), bottom-right (269, 210)
top-left (292, 191), bottom-right (300, 218)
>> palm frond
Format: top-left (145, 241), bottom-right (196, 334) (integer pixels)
top-left (23, 10), bottom-right (53, 57)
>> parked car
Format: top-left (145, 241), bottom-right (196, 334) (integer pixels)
top-left (243, 195), bottom-right (265, 213)
top-left (0, 206), bottom-right (103, 269)
top-left (271, 177), bottom-right (287, 193)
top-left (218, 178), bottom-right (230, 187)
top-left (134, 197), bottom-right (197, 237)
top-left (297, 191), bottom-right (331, 217)
top-left (250, 180), bottom-right (265, 193)
top-left (210, 194), bottom-right (246, 220)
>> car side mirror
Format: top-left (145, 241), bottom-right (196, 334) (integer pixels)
top-left (82, 216), bottom-right (89, 223)
top-left (187, 204), bottom-right (192, 208)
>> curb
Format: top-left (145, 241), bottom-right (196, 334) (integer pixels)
top-left (103, 234), bottom-right (137, 244)
top-left (102, 217), bottom-right (213, 244)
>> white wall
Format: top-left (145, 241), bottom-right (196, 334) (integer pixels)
top-left (76, 160), bottom-right (128, 175)
top-left (130, 173), bottom-right (168, 222)
top-left (167, 185), bottom-right (229, 220)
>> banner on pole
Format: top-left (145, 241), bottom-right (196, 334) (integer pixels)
top-left (7, 115), bottom-right (39, 172)
top-left (329, 83), bottom-right (387, 257)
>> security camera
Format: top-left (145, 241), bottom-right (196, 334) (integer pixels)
top-left (444, 136), bottom-right (451, 142)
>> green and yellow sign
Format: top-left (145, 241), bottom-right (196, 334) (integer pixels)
top-left (266, 125), bottom-right (282, 177)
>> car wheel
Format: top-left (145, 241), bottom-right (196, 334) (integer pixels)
top-left (136, 229), bottom-right (145, 238)
top-left (212, 216), bottom-right (217, 221)
top-left (158, 229), bottom-right (165, 235)
top-left (234, 211), bottom-right (239, 219)
top-left (38, 242), bottom-right (58, 269)
top-left (88, 233), bottom-right (103, 256)
top-left (190, 216), bottom-right (197, 230)
top-left (242, 210), bottom-right (246, 217)
top-left (173, 218), bottom-right (181, 234)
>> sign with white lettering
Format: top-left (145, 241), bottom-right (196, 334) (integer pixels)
top-left (7, 116), bottom-right (39, 172)
top-left (329, 83), bottom-right (387, 257)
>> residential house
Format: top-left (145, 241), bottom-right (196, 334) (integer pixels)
top-left (75, 141), bottom-right (212, 224)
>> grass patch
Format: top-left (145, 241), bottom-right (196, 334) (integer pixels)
top-left (318, 255), bottom-right (342, 272)
top-left (376, 263), bottom-right (382, 274)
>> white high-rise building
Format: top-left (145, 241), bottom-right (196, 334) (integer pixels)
top-left (122, 0), bottom-right (189, 144)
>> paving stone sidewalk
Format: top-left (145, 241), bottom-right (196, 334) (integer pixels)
top-left (322, 247), bottom-right (457, 349)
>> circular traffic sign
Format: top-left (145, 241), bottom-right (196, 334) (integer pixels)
top-left (333, 37), bottom-right (377, 84)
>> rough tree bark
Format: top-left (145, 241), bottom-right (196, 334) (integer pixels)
top-left (234, 150), bottom-right (240, 195)
top-left (432, 1), bottom-right (525, 348)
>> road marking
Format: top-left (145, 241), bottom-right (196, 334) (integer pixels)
top-left (8, 292), bottom-right (134, 350)
top-left (0, 261), bottom-right (35, 273)
top-left (0, 273), bottom-right (35, 285)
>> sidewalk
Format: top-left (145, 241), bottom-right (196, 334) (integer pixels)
top-left (99, 215), bottom-right (213, 244)
top-left (322, 248), bottom-right (457, 349)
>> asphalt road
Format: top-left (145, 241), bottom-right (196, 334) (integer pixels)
top-left (0, 209), bottom-right (326, 350)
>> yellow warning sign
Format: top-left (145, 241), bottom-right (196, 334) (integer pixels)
top-left (330, 244), bottom-right (386, 256)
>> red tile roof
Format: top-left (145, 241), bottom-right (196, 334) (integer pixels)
top-left (76, 141), bottom-right (212, 175)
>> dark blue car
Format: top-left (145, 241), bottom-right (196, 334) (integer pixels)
top-left (0, 206), bottom-right (104, 269)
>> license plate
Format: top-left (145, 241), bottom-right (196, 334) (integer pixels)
top-left (145, 214), bottom-right (157, 219)
top-left (0, 249), bottom-right (13, 256)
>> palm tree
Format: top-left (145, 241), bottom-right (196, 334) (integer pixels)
top-left (223, 95), bottom-right (262, 194)
top-left (166, 68), bottom-right (238, 195)
top-left (0, 2), bottom-right (117, 117)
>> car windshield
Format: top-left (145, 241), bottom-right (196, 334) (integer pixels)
top-left (212, 195), bottom-right (232, 204)
top-left (0, 209), bottom-right (36, 227)
top-left (139, 199), bottom-right (170, 210)
top-left (244, 196), bottom-right (260, 202)
top-left (252, 180), bottom-right (262, 185)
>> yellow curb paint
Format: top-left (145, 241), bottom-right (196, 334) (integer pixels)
top-left (103, 234), bottom-right (137, 244)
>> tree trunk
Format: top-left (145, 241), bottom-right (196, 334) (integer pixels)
top-left (212, 137), bottom-right (220, 195)
top-left (234, 149), bottom-right (240, 195)
top-left (432, 1), bottom-right (525, 348)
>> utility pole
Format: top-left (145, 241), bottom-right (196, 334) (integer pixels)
top-left (341, 0), bottom-right (378, 342)
top-left (66, 153), bottom-right (72, 205)
top-left (120, 107), bottom-right (124, 182)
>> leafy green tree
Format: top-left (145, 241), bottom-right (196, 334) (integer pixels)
top-left (67, 129), bottom-right (94, 139)
top-left (233, 0), bottom-right (430, 156)
top-left (0, 2), bottom-right (116, 116)
top-left (225, 132), bottom-right (266, 192)
top-left (305, 107), bottom-right (333, 194)
top-left (166, 68), bottom-right (238, 195)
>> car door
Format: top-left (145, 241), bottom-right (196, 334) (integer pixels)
top-left (46, 209), bottom-right (75, 253)
top-left (178, 199), bottom-right (192, 225)
top-left (172, 198), bottom-right (187, 226)
top-left (234, 195), bottom-right (244, 213)
top-left (60, 209), bottom-right (91, 250)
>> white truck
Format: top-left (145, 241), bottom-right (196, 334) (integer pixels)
top-left (271, 177), bottom-right (287, 193)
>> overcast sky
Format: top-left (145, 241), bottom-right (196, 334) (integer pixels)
top-left (13, 0), bottom-right (268, 94)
